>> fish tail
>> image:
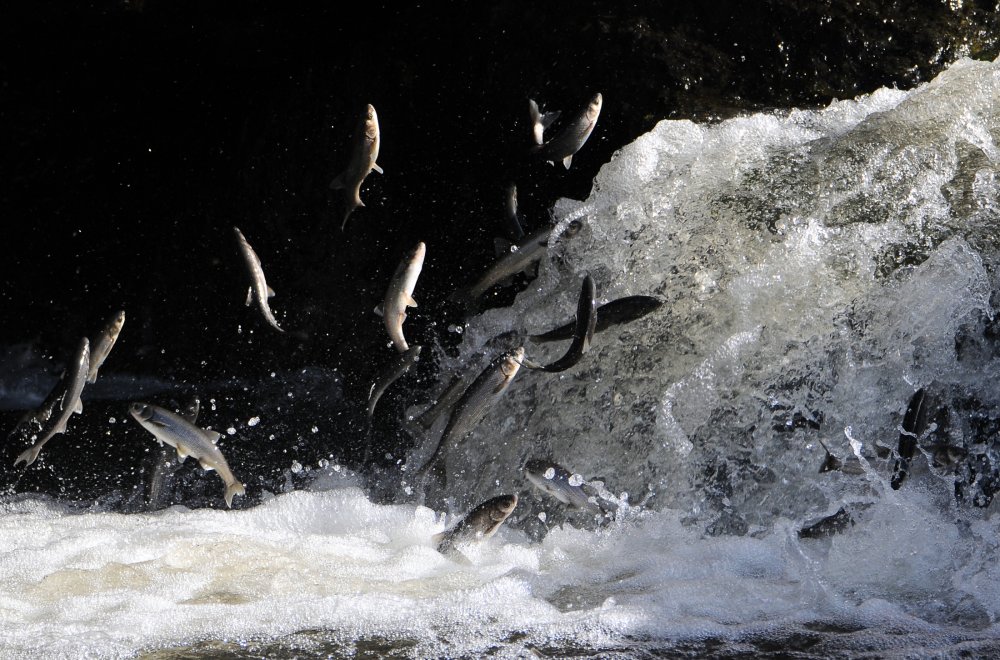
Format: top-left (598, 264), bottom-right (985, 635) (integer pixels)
top-left (14, 444), bottom-right (42, 468)
top-left (224, 480), bottom-right (246, 508)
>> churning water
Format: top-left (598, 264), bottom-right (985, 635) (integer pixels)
top-left (5, 57), bottom-right (1000, 658)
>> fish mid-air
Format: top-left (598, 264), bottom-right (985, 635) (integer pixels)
top-left (330, 103), bottom-right (382, 230)
top-left (529, 296), bottom-right (663, 343)
top-left (379, 241), bottom-right (425, 352)
top-left (412, 347), bottom-right (524, 479)
top-left (87, 310), bottom-right (125, 383)
top-left (524, 459), bottom-right (600, 511)
top-left (233, 226), bottom-right (285, 333)
top-left (531, 92), bottom-right (602, 169)
top-left (367, 345), bottom-right (423, 424)
top-left (521, 273), bottom-right (597, 373)
top-left (433, 493), bottom-right (518, 558)
top-left (129, 401), bottom-right (246, 507)
top-left (14, 337), bottom-right (90, 467)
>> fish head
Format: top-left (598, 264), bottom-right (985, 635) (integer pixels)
top-left (109, 310), bottom-right (126, 334)
top-left (129, 402), bottom-right (154, 423)
top-left (502, 347), bottom-right (525, 380)
top-left (364, 104), bottom-right (379, 141)
top-left (489, 494), bottom-right (518, 522)
top-left (410, 241), bottom-right (427, 263)
top-left (587, 93), bottom-right (603, 119)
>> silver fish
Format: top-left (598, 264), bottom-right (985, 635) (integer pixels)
top-left (367, 345), bottom-right (423, 423)
top-left (129, 401), bottom-right (246, 507)
top-left (14, 338), bottom-right (90, 467)
top-left (528, 99), bottom-right (561, 146)
top-left (380, 242), bottom-right (425, 352)
top-left (521, 274), bottom-right (596, 373)
top-left (412, 347), bottom-right (524, 478)
top-left (87, 310), bottom-right (125, 383)
top-left (531, 92), bottom-right (602, 169)
top-left (433, 493), bottom-right (518, 557)
top-left (330, 103), bottom-right (383, 230)
top-left (529, 296), bottom-right (663, 343)
top-left (504, 183), bottom-right (524, 240)
top-left (413, 372), bottom-right (470, 431)
top-left (524, 459), bottom-right (597, 511)
top-left (234, 226), bottom-right (285, 333)
top-left (450, 220), bottom-right (582, 309)
top-left (144, 396), bottom-right (200, 511)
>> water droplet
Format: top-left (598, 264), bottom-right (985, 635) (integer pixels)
top-left (247, 416), bottom-right (260, 427)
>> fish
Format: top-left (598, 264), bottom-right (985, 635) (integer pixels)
top-left (531, 92), bottom-right (602, 169)
top-left (528, 99), bottom-right (560, 146)
top-left (433, 493), bottom-right (518, 557)
top-left (529, 296), bottom-right (663, 343)
top-left (144, 396), bottom-right (200, 511)
top-left (891, 388), bottom-right (929, 490)
top-left (87, 310), bottom-right (125, 383)
top-left (524, 459), bottom-right (599, 511)
top-left (412, 347), bottom-right (525, 478)
top-left (367, 345), bottom-right (423, 423)
top-left (379, 242), bottom-right (425, 352)
top-left (129, 401), bottom-right (246, 507)
top-left (450, 220), bottom-right (582, 309)
top-left (14, 338), bottom-right (90, 467)
top-left (330, 103), bottom-right (382, 230)
top-left (234, 226), bottom-right (285, 333)
top-left (413, 372), bottom-right (470, 431)
top-left (504, 183), bottom-right (524, 240)
top-left (521, 274), bottom-right (596, 373)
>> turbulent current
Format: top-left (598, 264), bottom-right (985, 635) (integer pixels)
top-left (5, 57), bottom-right (1000, 657)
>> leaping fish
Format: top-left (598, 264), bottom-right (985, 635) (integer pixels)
top-left (412, 347), bottom-right (524, 479)
top-left (129, 401), bottom-right (246, 507)
top-left (87, 310), bottom-right (125, 383)
top-left (531, 92), bottom-right (602, 169)
top-left (529, 296), bottom-right (663, 343)
top-left (330, 103), bottom-right (382, 230)
top-left (433, 494), bottom-right (518, 559)
top-left (521, 274), bottom-right (597, 373)
top-left (379, 242), bottom-right (425, 352)
top-left (14, 337), bottom-right (90, 467)
top-left (234, 226), bottom-right (285, 333)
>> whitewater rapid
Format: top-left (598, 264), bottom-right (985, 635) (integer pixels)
top-left (4, 56), bottom-right (1000, 657)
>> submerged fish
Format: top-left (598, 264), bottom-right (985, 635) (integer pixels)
top-left (14, 338), bottom-right (91, 467)
top-left (530, 296), bottom-right (663, 343)
top-left (380, 242), bottom-right (425, 352)
top-left (412, 347), bottom-right (524, 478)
top-left (234, 226), bottom-right (285, 333)
top-left (524, 459), bottom-right (598, 511)
top-left (129, 401), bottom-right (246, 507)
top-left (330, 103), bottom-right (382, 230)
top-left (433, 493), bottom-right (518, 557)
top-left (450, 220), bottom-right (582, 309)
top-left (367, 345), bottom-right (423, 423)
top-left (528, 99), bottom-right (560, 146)
top-left (531, 92), bottom-right (602, 169)
top-left (522, 274), bottom-right (596, 373)
top-left (87, 310), bottom-right (125, 383)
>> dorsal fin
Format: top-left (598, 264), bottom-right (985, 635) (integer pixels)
top-left (180, 397), bottom-right (200, 424)
top-left (202, 429), bottom-right (222, 445)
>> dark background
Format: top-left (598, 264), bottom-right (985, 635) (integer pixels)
top-left (1, 0), bottom-right (997, 504)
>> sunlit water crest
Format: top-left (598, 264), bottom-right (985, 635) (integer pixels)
top-left (5, 57), bottom-right (1000, 657)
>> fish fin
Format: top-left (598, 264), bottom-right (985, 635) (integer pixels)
top-left (14, 444), bottom-right (42, 467)
top-left (147, 418), bottom-right (171, 430)
top-left (373, 303), bottom-right (384, 317)
top-left (404, 293), bottom-right (417, 308)
top-left (372, 163), bottom-right (383, 175)
top-left (198, 459), bottom-right (216, 472)
top-left (329, 173), bottom-right (345, 190)
top-left (73, 397), bottom-right (83, 415)
top-left (562, 155), bottom-right (573, 169)
top-left (431, 531), bottom-right (446, 545)
top-left (202, 429), bottom-right (222, 445)
top-left (246, 288), bottom-right (253, 306)
top-left (357, 199), bottom-right (366, 208)
top-left (540, 110), bottom-right (561, 130)
top-left (176, 446), bottom-right (189, 460)
top-left (224, 481), bottom-right (246, 508)
top-left (267, 286), bottom-right (275, 298)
